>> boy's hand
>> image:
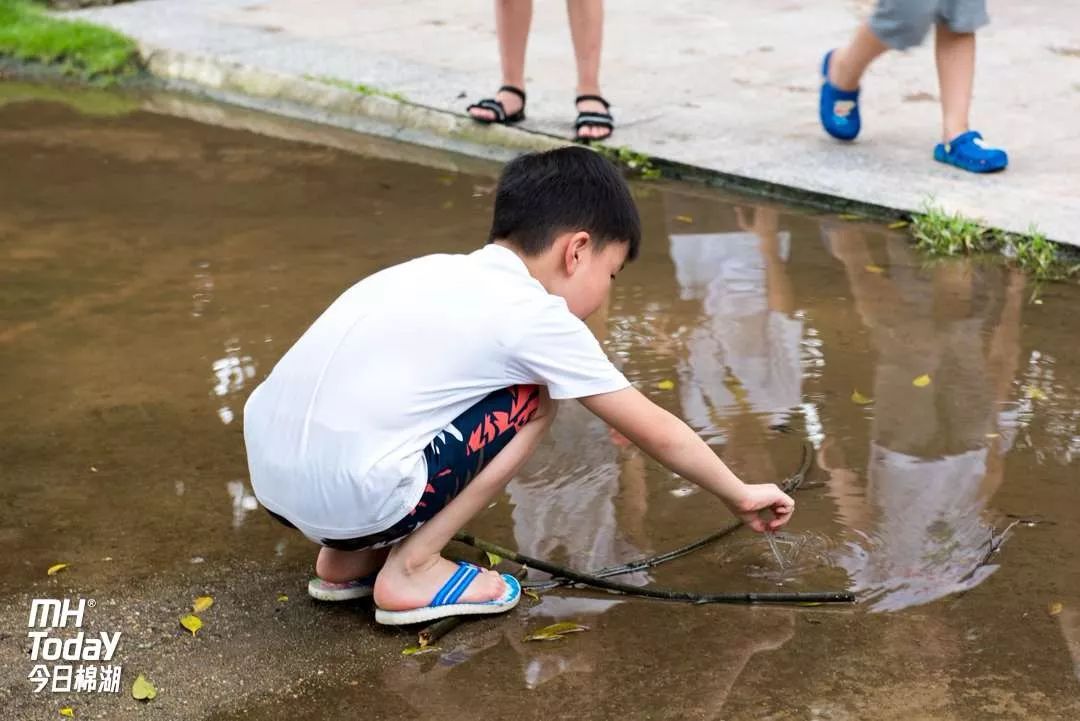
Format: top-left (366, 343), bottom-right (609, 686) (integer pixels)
top-left (731, 483), bottom-right (794, 533)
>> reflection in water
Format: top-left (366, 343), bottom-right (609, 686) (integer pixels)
top-left (212, 338), bottom-right (257, 425)
top-left (820, 227), bottom-right (1025, 611)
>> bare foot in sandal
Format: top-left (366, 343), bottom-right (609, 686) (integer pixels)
top-left (575, 93), bottom-right (613, 142)
top-left (467, 85), bottom-right (526, 125)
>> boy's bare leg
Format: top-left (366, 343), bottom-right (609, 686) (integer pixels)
top-left (314, 547), bottom-right (389, 584)
top-left (468, 0), bottom-right (532, 121)
top-left (934, 23), bottom-right (975, 142)
top-left (374, 392), bottom-right (556, 610)
top-left (829, 22), bottom-right (890, 91)
top-left (566, 0), bottom-right (607, 139)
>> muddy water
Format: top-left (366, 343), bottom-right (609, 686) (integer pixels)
top-left (2, 87), bottom-right (1080, 720)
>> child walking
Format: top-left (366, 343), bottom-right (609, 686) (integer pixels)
top-left (243, 147), bottom-right (794, 626)
top-left (820, 0), bottom-right (1008, 173)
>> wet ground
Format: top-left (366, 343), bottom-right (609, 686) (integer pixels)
top-left (2, 84), bottom-right (1079, 721)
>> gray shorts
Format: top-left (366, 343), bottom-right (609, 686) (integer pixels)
top-left (870, 0), bottom-right (989, 50)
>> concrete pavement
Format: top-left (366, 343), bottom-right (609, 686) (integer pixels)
top-left (73, 0), bottom-right (1080, 243)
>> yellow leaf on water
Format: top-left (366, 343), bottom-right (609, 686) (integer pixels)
top-left (1048, 601), bottom-right (1064, 617)
top-left (888, 221), bottom-right (909, 230)
top-left (277, 594), bottom-right (289, 603)
top-left (179, 614), bottom-right (203, 636)
top-left (484, 551), bottom-right (502, 567)
top-left (864, 264), bottom-right (885, 274)
top-left (523, 589), bottom-right (541, 602)
top-left (47, 563), bottom-right (68, 576)
top-left (1024, 386), bottom-right (1048, 401)
top-left (60, 708), bottom-right (74, 718)
top-left (838, 213), bottom-right (861, 221)
top-left (912, 374), bottom-right (931, 388)
top-left (192, 596), bottom-right (213, 613)
top-left (656, 379), bottom-right (675, 391)
top-left (402, 645), bottom-right (440, 656)
top-left (440, 200), bottom-right (454, 210)
top-left (131, 674), bottom-right (157, 701)
top-left (985, 432), bottom-right (1000, 439)
top-left (524, 621), bottom-right (589, 642)
top-left (675, 215), bottom-right (693, 224)
top-left (851, 390), bottom-right (873, 405)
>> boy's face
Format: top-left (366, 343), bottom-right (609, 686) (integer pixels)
top-left (562, 234), bottom-right (629, 320)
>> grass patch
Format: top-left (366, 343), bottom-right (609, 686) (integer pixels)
top-left (593, 144), bottom-right (662, 180)
top-left (0, 0), bottom-right (139, 81)
top-left (304, 74), bottom-right (407, 102)
top-left (912, 201), bottom-right (1079, 281)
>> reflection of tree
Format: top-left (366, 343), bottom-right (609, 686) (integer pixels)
top-left (819, 226), bottom-right (1025, 611)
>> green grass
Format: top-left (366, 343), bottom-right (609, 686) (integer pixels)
top-left (304, 74), bottom-right (407, 102)
top-left (911, 201), bottom-right (1079, 281)
top-left (0, 0), bottom-right (139, 80)
top-left (593, 144), bottom-right (662, 180)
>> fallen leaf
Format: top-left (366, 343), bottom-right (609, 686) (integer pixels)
top-left (524, 621), bottom-right (589, 642)
top-left (131, 674), bottom-right (157, 701)
top-left (1024, 386), bottom-right (1048, 401)
top-left (675, 214), bottom-right (693, 223)
top-left (192, 596), bottom-right (213, 613)
top-left (484, 551), bottom-right (502, 567)
top-left (912, 374), bottom-right (931, 388)
top-left (179, 614), bottom-right (203, 636)
top-left (887, 221), bottom-right (909, 230)
top-left (440, 200), bottom-right (454, 210)
top-left (402, 645), bottom-right (440, 656)
top-left (277, 594), bottom-right (289, 603)
top-left (837, 213), bottom-right (861, 221)
top-left (797, 601), bottom-right (824, 607)
top-left (1034, 299), bottom-right (1044, 305)
top-left (523, 589), bottom-right (541, 602)
top-left (656, 379), bottom-right (675, 391)
top-left (864, 264), bottom-right (885, 274)
top-left (851, 390), bottom-right (873, 405)
top-left (90, 466), bottom-right (98, 472)
top-left (985, 432), bottom-right (1000, 439)
top-left (60, 708), bottom-right (74, 718)
top-left (47, 563), bottom-right (68, 576)
top-left (1048, 601), bottom-right (1064, 617)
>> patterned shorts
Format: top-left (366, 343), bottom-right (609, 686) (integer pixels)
top-left (267, 384), bottom-right (541, 551)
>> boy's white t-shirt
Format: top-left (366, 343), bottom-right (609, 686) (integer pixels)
top-left (243, 243), bottom-right (629, 541)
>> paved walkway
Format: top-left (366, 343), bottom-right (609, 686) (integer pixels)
top-left (75, 0), bottom-right (1080, 243)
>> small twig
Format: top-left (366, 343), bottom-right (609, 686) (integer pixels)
top-left (453, 531), bottom-right (853, 604)
top-left (418, 616), bottom-right (464, 648)
top-left (959, 519), bottom-right (1021, 583)
top-left (525, 442), bottom-right (813, 590)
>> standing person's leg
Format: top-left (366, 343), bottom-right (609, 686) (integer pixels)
top-left (467, 0), bottom-right (533, 124)
top-left (566, 0), bottom-right (611, 141)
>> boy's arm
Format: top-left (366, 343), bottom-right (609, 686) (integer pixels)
top-left (579, 386), bottom-right (794, 532)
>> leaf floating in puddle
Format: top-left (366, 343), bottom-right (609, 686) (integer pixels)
top-left (523, 589), bottom-right (541, 602)
top-left (675, 215), bottom-right (693, 224)
top-left (402, 645), bottom-right (440, 656)
top-left (912, 374), bottom-right (931, 388)
top-left (47, 563), bottom-right (68, 576)
top-left (179, 614), bottom-right (203, 636)
top-left (837, 213), bottom-right (862, 221)
top-left (1048, 601), bottom-right (1064, 617)
top-left (887, 220), bottom-right (909, 230)
top-left (524, 621), bottom-right (589, 642)
top-left (485, 551), bottom-right (502, 568)
top-left (131, 674), bottom-right (157, 701)
top-left (851, 390), bottom-right (873, 405)
top-left (192, 596), bottom-right (214, 613)
top-left (1024, 386), bottom-right (1048, 401)
top-left (277, 594), bottom-right (289, 603)
top-left (864, 264), bottom-right (885, 274)
top-left (656, 379), bottom-right (675, 391)
top-left (60, 708), bottom-right (74, 718)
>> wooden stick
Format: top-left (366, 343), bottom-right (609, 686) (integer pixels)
top-left (418, 616), bottom-right (464, 648)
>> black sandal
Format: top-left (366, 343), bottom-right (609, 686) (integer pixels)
top-left (574, 94), bottom-right (614, 142)
top-left (466, 85), bottom-right (526, 125)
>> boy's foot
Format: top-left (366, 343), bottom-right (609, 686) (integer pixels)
top-left (933, 131), bottom-right (1008, 173)
top-left (819, 50), bottom-right (861, 141)
top-left (374, 557), bottom-right (520, 625)
top-left (307, 573), bottom-right (377, 602)
top-left (466, 86), bottom-right (526, 124)
top-left (574, 95), bottom-right (614, 142)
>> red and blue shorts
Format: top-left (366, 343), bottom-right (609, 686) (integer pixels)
top-left (268, 384), bottom-right (541, 551)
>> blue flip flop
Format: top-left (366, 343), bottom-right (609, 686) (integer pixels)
top-left (374, 561), bottom-right (521, 626)
top-left (307, 572), bottom-right (379, 602)
top-left (819, 50), bottom-right (861, 141)
top-left (934, 130), bottom-right (1008, 173)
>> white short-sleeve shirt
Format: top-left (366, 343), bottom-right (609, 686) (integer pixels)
top-left (243, 243), bottom-right (629, 540)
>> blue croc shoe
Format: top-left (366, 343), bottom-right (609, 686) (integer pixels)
top-left (934, 131), bottom-right (1008, 173)
top-left (374, 561), bottom-right (521, 626)
top-left (819, 50), bottom-right (861, 141)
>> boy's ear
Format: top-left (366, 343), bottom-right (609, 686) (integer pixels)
top-left (563, 231), bottom-right (592, 274)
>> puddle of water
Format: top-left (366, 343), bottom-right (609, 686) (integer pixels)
top-left (3, 88), bottom-right (1080, 719)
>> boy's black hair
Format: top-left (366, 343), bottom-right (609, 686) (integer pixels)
top-left (488, 146), bottom-right (641, 261)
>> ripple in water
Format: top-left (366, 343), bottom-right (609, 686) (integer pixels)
top-left (717, 531), bottom-right (843, 584)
